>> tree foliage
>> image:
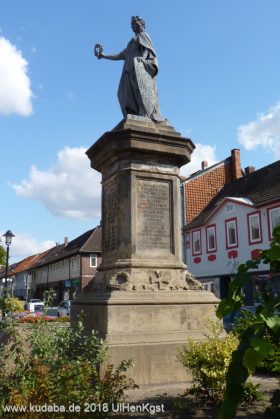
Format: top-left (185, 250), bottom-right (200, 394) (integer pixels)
top-left (216, 224), bottom-right (280, 419)
top-left (0, 239), bottom-right (6, 267)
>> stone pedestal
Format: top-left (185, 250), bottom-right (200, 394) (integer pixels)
top-left (72, 116), bottom-right (219, 385)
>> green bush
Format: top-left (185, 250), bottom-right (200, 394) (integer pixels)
top-left (178, 321), bottom-right (239, 405)
top-left (232, 311), bottom-right (280, 375)
top-left (241, 381), bottom-right (263, 405)
top-left (0, 295), bottom-right (23, 315)
top-left (231, 310), bottom-right (259, 338)
top-left (257, 345), bottom-right (280, 375)
top-left (0, 318), bottom-right (137, 418)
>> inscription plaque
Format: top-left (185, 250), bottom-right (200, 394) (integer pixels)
top-left (103, 177), bottom-right (118, 253)
top-left (137, 179), bottom-right (171, 251)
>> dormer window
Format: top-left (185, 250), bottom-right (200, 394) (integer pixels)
top-left (226, 203), bottom-right (234, 214)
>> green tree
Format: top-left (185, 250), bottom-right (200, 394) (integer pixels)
top-left (216, 224), bottom-right (280, 419)
top-left (0, 239), bottom-right (6, 266)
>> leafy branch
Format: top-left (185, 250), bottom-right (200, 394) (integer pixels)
top-left (217, 224), bottom-right (280, 419)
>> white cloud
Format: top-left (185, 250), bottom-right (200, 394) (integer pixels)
top-left (238, 102), bottom-right (280, 159)
top-left (11, 146), bottom-right (101, 220)
top-left (0, 36), bottom-right (33, 116)
top-left (180, 143), bottom-right (218, 177)
top-left (10, 234), bottom-right (55, 261)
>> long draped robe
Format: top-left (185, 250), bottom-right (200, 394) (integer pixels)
top-left (116, 31), bottom-right (164, 122)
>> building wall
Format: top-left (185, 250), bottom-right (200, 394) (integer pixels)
top-left (14, 271), bottom-right (27, 299)
top-left (31, 253), bottom-right (101, 301)
top-left (80, 253), bottom-right (101, 288)
top-left (186, 200), bottom-right (280, 279)
top-left (34, 255), bottom-right (81, 285)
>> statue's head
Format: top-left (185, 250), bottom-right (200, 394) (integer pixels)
top-left (131, 16), bottom-right (146, 33)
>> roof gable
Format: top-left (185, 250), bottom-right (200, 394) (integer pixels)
top-left (30, 226), bottom-right (101, 268)
top-left (185, 159), bottom-right (280, 230)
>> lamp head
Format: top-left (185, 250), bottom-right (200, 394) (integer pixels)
top-left (3, 230), bottom-right (15, 246)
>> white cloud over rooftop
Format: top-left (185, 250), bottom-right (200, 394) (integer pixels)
top-left (10, 233), bottom-right (55, 261)
top-left (238, 102), bottom-right (280, 159)
top-left (181, 143), bottom-right (218, 177)
top-left (0, 36), bottom-right (33, 116)
top-left (11, 146), bottom-right (101, 220)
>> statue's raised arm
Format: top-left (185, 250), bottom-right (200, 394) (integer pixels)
top-left (94, 44), bottom-right (126, 61)
top-left (94, 16), bottom-right (165, 122)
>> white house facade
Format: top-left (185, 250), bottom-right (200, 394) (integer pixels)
top-left (183, 160), bottom-right (280, 304)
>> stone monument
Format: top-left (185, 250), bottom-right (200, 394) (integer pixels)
top-left (72, 17), bottom-right (219, 386)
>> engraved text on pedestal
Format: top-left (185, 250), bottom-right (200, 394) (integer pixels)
top-left (137, 179), bottom-right (171, 251)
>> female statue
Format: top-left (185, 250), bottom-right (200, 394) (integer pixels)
top-left (94, 16), bottom-right (165, 122)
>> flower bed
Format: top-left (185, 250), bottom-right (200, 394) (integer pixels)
top-left (18, 314), bottom-right (70, 323)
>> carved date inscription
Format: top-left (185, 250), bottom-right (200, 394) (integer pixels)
top-left (103, 177), bottom-right (118, 253)
top-left (137, 179), bottom-right (171, 251)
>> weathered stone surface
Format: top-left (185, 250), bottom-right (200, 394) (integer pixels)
top-left (85, 118), bottom-right (193, 278)
top-left (72, 290), bottom-right (219, 384)
top-left (85, 268), bottom-right (204, 292)
top-left (72, 118), bottom-right (218, 386)
top-left (86, 116), bottom-right (194, 173)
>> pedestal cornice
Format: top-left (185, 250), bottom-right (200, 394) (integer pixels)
top-left (86, 118), bottom-right (195, 173)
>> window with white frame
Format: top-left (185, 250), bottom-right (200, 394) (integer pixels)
top-left (77, 255), bottom-right (80, 267)
top-left (268, 207), bottom-right (280, 239)
top-left (192, 230), bottom-right (201, 255)
top-left (206, 225), bottom-right (216, 252)
top-left (90, 253), bottom-right (97, 267)
top-left (226, 218), bottom-right (238, 248)
top-left (248, 212), bottom-right (261, 244)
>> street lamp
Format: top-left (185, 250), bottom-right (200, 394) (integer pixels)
top-left (3, 230), bottom-right (15, 297)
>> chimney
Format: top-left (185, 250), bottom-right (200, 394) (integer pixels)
top-left (201, 161), bottom-right (208, 170)
top-left (244, 166), bottom-right (255, 175)
top-left (64, 237), bottom-right (69, 247)
top-left (231, 149), bottom-right (242, 179)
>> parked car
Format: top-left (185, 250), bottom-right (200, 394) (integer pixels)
top-left (43, 307), bottom-right (58, 318)
top-left (57, 300), bottom-right (71, 317)
top-left (25, 299), bottom-right (44, 313)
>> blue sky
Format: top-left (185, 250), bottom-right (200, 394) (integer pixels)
top-left (1, 0), bottom-right (280, 261)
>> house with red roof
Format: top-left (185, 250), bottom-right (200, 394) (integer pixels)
top-left (182, 158), bottom-right (280, 303)
top-left (0, 226), bottom-right (101, 304)
top-left (29, 226), bottom-right (101, 303)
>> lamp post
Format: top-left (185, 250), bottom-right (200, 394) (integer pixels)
top-left (3, 230), bottom-right (15, 297)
